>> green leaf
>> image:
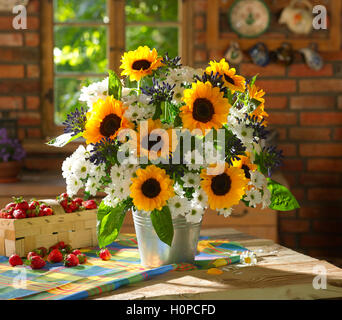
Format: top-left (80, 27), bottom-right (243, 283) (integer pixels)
top-left (46, 132), bottom-right (82, 148)
top-left (150, 206), bottom-right (174, 246)
top-left (96, 201), bottom-right (129, 248)
top-left (253, 150), bottom-right (268, 176)
top-left (249, 75), bottom-right (258, 87)
top-left (108, 70), bottom-right (122, 100)
top-left (267, 178), bottom-right (300, 211)
top-left (152, 101), bottom-right (163, 120)
top-left (250, 98), bottom-right (262, 109)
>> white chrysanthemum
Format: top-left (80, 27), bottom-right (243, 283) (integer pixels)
top-left (219, 207), bottom-right (233, 218)
top-left (173, 182), bottom-right (185, 197)
top-left (192, 188), bottom-right (208, 207)
top-left (113, 179), bottom-right (131, 201)
top-left (233, 125), bottom-right (254, 145)
top-left (203, 142), bottom-right (224, 165)
top-left (62, 156), bottom-right (73, 179)
top-left (249, 170), bottom-right (266, 189)
top-left (72, 145), bottom-right (87, 159)
top-left (245, 188), bottom-right (262, 208)
top-left (66, 175), bottom-right (83, 197)
top-left (261, 185), bottom-right (271, 209)
top-left (172, 85), bottom-right (185, 104)
top-left (182, 172), bottom-right (200, 188)
top-left (79, 77), bottom-right (108, 110)
top-left (110, 165), bottom-right (122, 181)
top-left (185, 204), bottom-right (204, 224)
top-left (72, 159), bottom-right (90, 180)
top-left (240, 251), bottom-right (257, 266)
top-left (184, 150), bottom-right (203, 171)
top-left (89, 163), bottom-right (106, 181)
top-left (85, 176), bottom-right (98, 196)
top-left (168, 195), bottom-right (190, 218)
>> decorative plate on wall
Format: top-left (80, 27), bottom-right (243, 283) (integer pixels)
top-left (0, 0), bottom-right (29, 11)
top-left (228, 0), bottom-right (271, 38)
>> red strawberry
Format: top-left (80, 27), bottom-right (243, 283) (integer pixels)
top-left (83, 200), bottom-right (97, 210)
top-left (28, 200), bottom-right (39, 210)
top-left (27, 251), bottom-right (39, 260)
top-left (49, 244), bottom-right (59, 252)
top-left (13, 209), bottom-right (26, 219)
top-left (69, 202), bottom-right (78, 212)
top-left (30, 256), bottom-right (46, 269)
top-left (39, 204), bottom-right (48, 210)
top-left (77, 253), bottom-right (87, 264)
top-left (74, 198), bottom-right (83, 205)
top-left (47, 249), bottom-right (63, 263)
top-left (57, 241), bottom-right (66, 249)
top-left (99, 249), bottom-right (112, 261)
top-left (38, 209), bottom-right (45, 217)
top-left (60, 198), bottom-right (68, 209)
top-left (34, 247), bottom-right (47, 258)
top-left (14, 198), bottom-right (29, 211)
top-left (72, 249), bottom-right (82, 256)
top-left (64, 254), bottom-right (79, 267)
top-left (64, 244), bottom-right (73, 253)
top-left (61, 193), bottom-right (68, 199)
top-left (9, 254), bottom-right (23, 267)
top-left (5, 202), bottom-right (16, 213)
top-left (43, 207), bottom-right (53, 216)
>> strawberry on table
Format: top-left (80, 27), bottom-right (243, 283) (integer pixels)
top-left (9, 254), bottom-right (23, 267)
top-left (34, 247), bottom-right (47, 258)
top-left (47, 249), bottom-right (63, 263)
top-left (14, 197), bottom-right (29, 212)
top-left (77, 253), bottom-right (87, 264)
top-left (27, 251), bottom-right (39, 260)
top-left (82, 200), bottom-right (97, 210)
top-left (13, 209), bottom-right (26, 219)
top-left (64, 254), bottom-right (79, 267)
top-left (30, 256), bottom-right (46, 270)
top-left (72, 249), bottom-right (82, 256)
top-left (99, 249), bottom-right (112, 261)
top-left (43, 207), bottom-right (53, 216)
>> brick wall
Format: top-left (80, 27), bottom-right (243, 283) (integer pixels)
top-left (0, 0), bottom-right (341, 259)
top-left (194, 0), bottom-right (342, 259)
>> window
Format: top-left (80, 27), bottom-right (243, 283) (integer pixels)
top-left (41, 0), bottom-right (193, 137)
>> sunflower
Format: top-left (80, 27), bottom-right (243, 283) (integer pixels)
top-left (180, 81), bottom-right (230, 134)
top-left (232, 153), bottom-right (257, 180)
top-left (200, 163), bottom-right (248, 210)
top-left (131, 119), bottom-right (177, 160)
top-left (130, 165), bottom-right (174, 211)
top-left (248, 84), bottom-right (269, 125)
top-left (120, 46), bottom-right (164, 82)
top-left (83, 96), bottom-right (133, 144)
top-left (206, 58), bottom-right (245, 93)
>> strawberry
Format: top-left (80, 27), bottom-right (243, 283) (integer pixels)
top-left (28, 200), bottom-right (39, 210)
top-left (43, 207), bottom-right (53, 216)
top-left (13, 209), bottom-right (26, 219)
top-left (9, 254), bottom-right (23, 267)
top-left (14, 197), bottom-right (29, 212)
top-left (64, 244), bottom-right (73, 253)
top-left (77, 253), bottom-right (87, 264)
top-left (72, 249), bottom-right (82, 256)
top-left (68, 202), bottom-right (78, 212)
top-left (47, 249), bottom-right (63, 263)
top-left (99, 249), bottom-right (112, 261)
top-left (30, 256), bottom-right (46, 270)
top-left (5, 202), bottom-right (16, 214)
top-left (39, 203), bottom-right (48, 210)
top-left (61, 193), bottom-right (68, 199)
top-left (64, 254), bottom-right (79, 267)
top-left (49, 244), bottom-right (59, 253)
top-left (74, 198), bottom-right (83, 206)
top-left (57, 241), bottom-right (66, 249)
top-left (27, 251), bottom-right (39, 260)
top-left (83, 200), bottom-right (97, 210)
top-left (34, 247), bottom-right (47, 258)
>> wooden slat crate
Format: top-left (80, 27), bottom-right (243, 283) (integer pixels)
top-left (0, 199), bottom-right (98, 257)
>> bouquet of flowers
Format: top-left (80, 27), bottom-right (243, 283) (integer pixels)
top-left (49, 46), bottom-right (299, 248)
top-left (0, 128), bottom-right (26, 163)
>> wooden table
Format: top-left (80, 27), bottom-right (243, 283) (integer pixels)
top-left (90, 228), bottom-right (342, 300)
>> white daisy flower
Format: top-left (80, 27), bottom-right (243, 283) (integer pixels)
top-left (219, 207), bottom-right (233, 218)
top-left (245, 188), bottom-right (262, 208)
top-left (66, 175), bottom-right (83, 197)
top-left (72, 159), bottom-right (90, 180)
top-left (249, 170), bottom-right (266, 189)
top-left (185, 205), bottom-right (204, 224)
top-left (79, 78), bottom-right (108, 110)
top-left (240, 251), bottom-right (257, 266)
top-left (85, 176), bottom-right (98, 196)
top-left (182, 172), bottom-right (200, 188)
top-left (172, 85), bottom-right (185, 104)
top-left (62, 156), bottom-right (73, 179)
top-left (168, 195), bottom-right (190, 218)
top-left (261, 185), bottom-right (271, 209)
top-left (173, 182), bottom-right (185, 197)
top-left (184, 150), bottom-right (203, 171)
top-left (234, 125), bottom-right (254, 145)
top-left (110, 165), bottom-right (122, 181)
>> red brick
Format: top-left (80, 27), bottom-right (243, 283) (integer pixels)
top-left (333, 128), bottom-right (342, 140)
top-left (313, 221), bottom-right (342, 233)
top-left (273, 127), bottom-right (287, 140)
top-left (0, 96), bottom-right (23, 110)
top-left (265, 96), bottom-right (287, 110)
top-left (280, 220), bottom-right (310, 233)
top-left (288, 64), bottom-right (333, 77)
top-left (282, 159), bottom-right (303, 171)
top-left (300, 143), bottom-right (342, 157)
top-left (268, 112), bottom-right (297, 125)
top-left (27, 64), bottom-right (40, 78)
top-left (0, 33), bottom-right (23, 46)
top-left (308, 188), bottom-right (342, 201)
top-left (25, 158), bottom-right (65, 171)
top-left (27, 17), bottom-right (39, 30)
top-left (289, 128), bottom-right (331, 141)
top-left (300, 173), bottom-right (342, 186)
top-left (277, 143), bottom-right (297, 156)
top-left (290, 96), bottom-right (335, 110)
top-left (308, 159), bottom-right (342, 172)
top-left (300, 112), bottom-right (342, 126)
top-left (291, 187), bottom-right (305, 201)
top-left (17, 112), bottom-right (41, 126)
top-left (300, 235), bottom-right (342, 248)
top-left (27, 128), bottom-right (42, 138)
top-left (0, 48), bottom-right (39, 63)
top-left (25, 33), bottom-right (39, 47)
top-left (0, 80), bottom-right (40, 94)
top-left (17, 128), bottom-right (25, 140)
top-left (299, 206), bottom-right (342, 219)
top-left (0, 65), bottom-right (24, 78)
top-left (338, 96), bottom-right (342, 109)
top-left (282, 173), bottom-right (297, 186)
top-left (299, 79), bottom-right (342, 93)
top-left (26, 96), bottom-right (40, 110)
top-left (256, 80), bottom-right (296, 93)
top-left (240, 63), bottom-right (285, 77)
top-left (27, 0), bottom-right (40, 13)
top-left (0, 17), bottom-right (13, 30)
top-left (194, 0), bottom-right (207, 13)
top-left (279, 234), bottom-right (297, 248)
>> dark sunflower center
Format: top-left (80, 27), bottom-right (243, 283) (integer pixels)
top-left (224, 74), bottom-right (235, 85)
top-left (241, 164), bottom-right (251, 179)
top-left (211, 173), bottom-right (231, 196)
top-left (142, 134), bottom-right (163, 151)
top-left (192, 98), bottom-right (214, 123)
top-left (132, 59), bottom-right (151, 71)
top-left (141, 178), bottom-right (161, 198)
top-left (100, 114), bottom-right (122, 137)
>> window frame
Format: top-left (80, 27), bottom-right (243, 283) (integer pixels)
top-left (40, 0), bottom-right (193, 138)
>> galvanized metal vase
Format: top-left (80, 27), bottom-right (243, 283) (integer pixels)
top-left (132, 210), bottom-right (201, 268)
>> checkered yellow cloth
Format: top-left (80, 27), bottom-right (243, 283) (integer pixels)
top-left (0, 234), bottom-right (247, 300)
